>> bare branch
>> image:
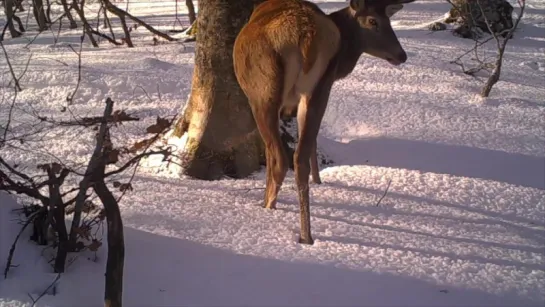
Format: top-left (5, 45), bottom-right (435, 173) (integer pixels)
top-left (66, 35), bottom-right (84, 105)
top-left (1, 90), bottom-right (18, 146)
top-left (0, 42), bottom-right (22, 91)
top-left (4, 207), bottom-right (46, 279)
top-left (102, 0), bottom-right (177, 43)
top-left (104, 149), bottom-right (170, 178)
top-left (479, 0), bottom-right (526, 97)
top-left (28, 273), bottom-right (61, 307)
top-left (68, 98), bottom-right (115, 246)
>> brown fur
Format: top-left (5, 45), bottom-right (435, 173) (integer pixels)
top-left (233, 0), bottom-right (416, 245)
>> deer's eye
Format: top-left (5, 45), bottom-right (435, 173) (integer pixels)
top-left (368, 18), bottom-right (378, 29)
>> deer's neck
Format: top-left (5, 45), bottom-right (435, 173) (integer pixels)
top-left (328, 7), bottom-right (366, 80)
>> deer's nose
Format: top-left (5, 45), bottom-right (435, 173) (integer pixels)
top-left (397, 51), bottom-right (407, 63)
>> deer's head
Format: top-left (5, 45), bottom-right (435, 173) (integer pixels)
top-left (349, 0), bottom-right (416, 65)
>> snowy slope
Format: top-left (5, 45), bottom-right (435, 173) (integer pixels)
top-left (1, 0), bottom-right (544, 306)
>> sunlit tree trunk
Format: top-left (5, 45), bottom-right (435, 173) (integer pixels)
top-left (172, 0), bottom-right (266, 180)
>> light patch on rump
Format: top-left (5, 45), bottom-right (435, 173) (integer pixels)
top-left (279, 12), bottom-right (340, 117)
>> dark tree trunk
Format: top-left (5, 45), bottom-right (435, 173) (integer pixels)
top-left (60, 0), bottom-right (77, 29)
top-left (480, 41), bottom-right (505, 97)
top-left (186, 0), bottom-right (196, 24)
top-left (52, 197), bottom-right (68, 273)
top-left (172, 0), bottom-right (266, 180)
top-left (15, 0), bottom-right (24, 11)
top-left (72, 0), bottom-right (99, 47)
top-left (45, 0), bottom-right (52, 24)
top-left (4, 0), bottom-right (23, 38)
top-left (32, 0), bottom-right (48, 31)
top-left (94, 179), bottom-right (124, 307)
top-left (93, 113), bottom-right (124, 307)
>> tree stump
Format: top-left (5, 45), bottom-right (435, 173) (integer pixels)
top-left (445, 0), bottom-right (515, 39)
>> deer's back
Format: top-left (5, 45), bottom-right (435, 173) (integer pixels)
top-left (234, 0), bottom-right (340, 112)
top-left (236, 0), bottom-right (340, 74)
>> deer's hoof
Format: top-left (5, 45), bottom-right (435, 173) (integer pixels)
top-left (263, 202), bottom-right (277, 210)
top-left (298, 236), bottom-right (314, 245)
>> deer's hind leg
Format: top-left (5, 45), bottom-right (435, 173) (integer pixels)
top-left (310, 141), bottom-right (321, 184)
top-left (247, 55), bottom-right (289, 210)
top-left (253, 102), bottom-right (288, 210)
top-left (294, 61), bottom-right (337, 245)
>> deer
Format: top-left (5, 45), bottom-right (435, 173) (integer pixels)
top-left (233, 0), bottom-right (416, 245)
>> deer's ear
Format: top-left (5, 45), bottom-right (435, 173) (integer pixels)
top-left (385, 3), bottom-right (404, 17)
top-left (349, 0), bottom-right (365, 11)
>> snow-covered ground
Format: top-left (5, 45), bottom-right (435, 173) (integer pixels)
top-left (1, 0), bottom-right (544, 306)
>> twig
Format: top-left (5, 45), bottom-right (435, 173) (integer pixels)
top-left (14, 51), bottom-right (33, 86)
top-left (89, 28), bottom-right (122, 46)
top-left (4, 207), bottom-right (46, 279)
top-left (375, 179), bottom-right (392, 207)
top-left (48, 113), bottom-right (139, 127)
top-left (23, 12), bottom-right (67, 49)
top-left (102, 0), bottom-right (177, 42)
top-left (133, 85), bottom-right (153, 103)
top-left (1, 90), bottom-right (18, 146)
top-left (104, 149), bottom-right (171, 178)
top-left (66, 33), bottom-right (84, 105)
top-left (0, 41), bottom-right (22, 91)
top-left (28, 273), bottom-right (61, 307)
top-left (0, 156), bottom-right (44, 197)
top-left (479, 0), bottom-right (526, 97)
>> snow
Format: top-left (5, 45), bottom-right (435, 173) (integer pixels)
top-left (1, 0), bottom-right (544, 306)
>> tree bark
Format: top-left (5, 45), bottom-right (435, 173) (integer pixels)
top-left (173, 0), bottom-right (266, 180)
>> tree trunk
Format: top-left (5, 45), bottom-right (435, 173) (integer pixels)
top-left (72, 0), bottom-right (98, 47)
top-left (480, 46), bottom-right (504, 97)
top-left (32, 0), bottom-right (48, 31)
top-left (4, 0), bottom-right (22, 38)
top-left (15, 0), bottom-right (24, 11)
top-left (94, 179), bottom-right (124, 307)
top-left (60, 0), bottom-right (77, 29)
top-left (45, 0), bottom-right (52, 24)
top-left (52, 197), bottom-right (68, 273)
top-left (172, 0), bottom-right (266, 180)
top-left (186, 0), bottom-right (196, 24)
